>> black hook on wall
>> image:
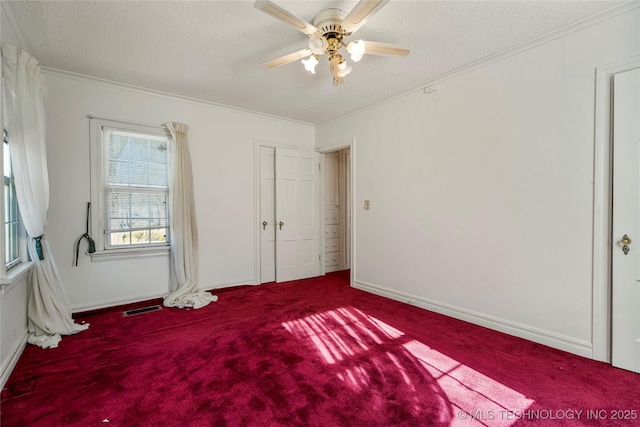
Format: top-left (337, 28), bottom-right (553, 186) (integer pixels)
top-left (74, 202), bottom-right (96, 266)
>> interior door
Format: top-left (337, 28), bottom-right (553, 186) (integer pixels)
top-left (259, 146), bottom-right (276, 283)
top-left (275, 147), bottom-right (320, 282)
top-left (612, 67), bottom-right (640, 373)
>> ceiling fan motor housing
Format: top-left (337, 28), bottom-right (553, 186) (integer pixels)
top-left (312, 8), bottom-right (347, 34)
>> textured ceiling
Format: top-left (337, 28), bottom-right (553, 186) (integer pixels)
top-left (5, 0), bottom-right (626, 124)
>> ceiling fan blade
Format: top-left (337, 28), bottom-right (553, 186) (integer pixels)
top-left (362, 41), bottom-right (410, 57)
top-left (254, 0), bottom-right (319, 36)
top-left (262, 49), bottom-right (312, 69)
top-left (341, 0), bottom-right (390, 34)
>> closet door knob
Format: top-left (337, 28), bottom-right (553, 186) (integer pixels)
top-left (279, 221), bottom-right (284, 230)
top-left (620, 234), bottom-right (632, 255)
top-left (262, 221), bottom-right (268, 230)
top-left (620, 234), bottom-right (632, 246)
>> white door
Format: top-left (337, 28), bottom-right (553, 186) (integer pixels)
top-left (275, 148), bottom-right (320, 282)
top-left (612, 67), bottom-right (640, 373)
top-left (259, 146), bottom-right (276, 283)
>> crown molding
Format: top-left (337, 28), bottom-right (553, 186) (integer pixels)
top-left (2, 1), bottom-right (311, 127)
top-left (40, 67), bottom-right (315, 128)
top-left (7, 1), bottom-right (637, 128)
top-left (317, 0), bottom-right (640, 127)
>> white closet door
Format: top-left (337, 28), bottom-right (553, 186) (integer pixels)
top-left (612, 67), bottom-right (640, 373)
top-left (275, 148), bottom-right (320, 282)
top-left (259, 146), bottom-right (276, 283)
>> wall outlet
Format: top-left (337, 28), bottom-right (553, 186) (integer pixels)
top-left (364, 200), bottom-right (370, 210)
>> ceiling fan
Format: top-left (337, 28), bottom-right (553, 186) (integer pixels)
top-left (254, 0), bottom-right (410, 85)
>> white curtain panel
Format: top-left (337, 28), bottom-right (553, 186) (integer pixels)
top-left (163, 122), bottom-right (217, 309)
top-left (2, 44), bottom-right (89, 348)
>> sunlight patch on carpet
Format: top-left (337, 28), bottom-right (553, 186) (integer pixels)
top-left (282, 307), bottom-right (402, 364)
top-left (284, 306), bottom-right (534, 426)
top-left (403, 340), bottom-right (534, 427)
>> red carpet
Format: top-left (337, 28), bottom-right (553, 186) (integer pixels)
top-left (2, 271), bottom-right (640, 426)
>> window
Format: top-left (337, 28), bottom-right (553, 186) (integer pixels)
top-left (90, 118), bottom-right (171, 260)
top-left (4, 134), bottom-right (19, 269)
top-left (104, 129), bottom-right (170, 247)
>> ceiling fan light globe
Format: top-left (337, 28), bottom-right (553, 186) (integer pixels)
top-left (302, 55), bottom-right (318, 74)
top-left (337, 60), bottom-right (352, 78)
top-left (347, 40), bottom-right (366, 62)
top-left (309, 33), bottom-right (328, 55)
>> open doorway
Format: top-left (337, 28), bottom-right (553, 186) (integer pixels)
top-left (323, 148), bottom-right (351, 274)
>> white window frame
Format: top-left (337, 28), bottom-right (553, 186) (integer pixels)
top-left (89, 118), bottom-right (171, 262)
top-left (4, 133), bottom-right (19, 269)
top-left (1, 131), bottom-right (30, 284)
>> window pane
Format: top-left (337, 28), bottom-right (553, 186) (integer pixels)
top-left (108, 160), bottom-right (129, 185)
top-left (7, 222), bottom-right (18, 262)
top-left (3, 142), bottom-right (11, 179)
top-left (4, 141), bottom-right (19, 266)
top-left (109, 217), bottom-right (129, 231)
top-left (150, 227), bottom-right (168, 244)
top-left (130, 193), bottom-right (150, 229)
top-left (106, 189), bottom-right (168, 247)
top-left (103, 127), bottom-right (169, 249)
top-left (108, 192), bottom-right (130, 227)
top-left (149, 164), bottom-right (167, 187)
top-left (109, 135), bottom-right (127, 161)
top-left (5, 224), bottom-right (9, 262)
top-left (150, 140), bottom-right (167, 164)
top-left (109, 231), bottom-right (131, 246)
top-left (124, 228), bottom-right (169, 245)
top-left (128, 137), bottom-right (149, 163)
top-left (149, 194), bottom-right (167, 227)
top-left (131, 230), bottom-right (150, 244)
top-left (129, 162), bottom-right (149, 186)
top-left (4, 180), bottom-right (10, 220)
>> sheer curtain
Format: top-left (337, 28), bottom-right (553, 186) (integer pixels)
top-left (163, 122), bottom-right (217, 309)
top-left (2, 44), bottom-right (89, 348)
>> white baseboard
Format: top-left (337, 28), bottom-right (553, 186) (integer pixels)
top-left (0, 328), bottom-right (28, 389)
top-left (354, 280), bottom-right (593, 359)
top-left (71, 292), bottom-right (166, 314)
top-left (201, 278), bottom-right (256, 291)
top-left (71, 278), bottom-right (256, 313)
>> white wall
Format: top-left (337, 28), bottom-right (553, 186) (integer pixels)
top-left (0, 273), bottom-right (28, 387)
top-left (44, 72), bottom-right (314, 311)
top-left (316, 7), bottom-right (639, 358)
top-left (0, 1), bottom-right (30, 387)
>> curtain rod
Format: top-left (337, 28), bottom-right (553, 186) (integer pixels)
top-left (86, 114), bottom-right (166, 131)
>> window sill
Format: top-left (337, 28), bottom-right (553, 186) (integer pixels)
top-left (0, 261), bottom-right (34, 295)
top-left (89, 246), bottom-right (170, 263)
